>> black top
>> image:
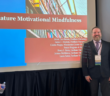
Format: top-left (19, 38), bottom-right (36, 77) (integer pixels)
top-left (82, 40), bottom-right (110, 78)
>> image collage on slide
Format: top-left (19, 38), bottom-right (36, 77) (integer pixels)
top-left (26, 0), bottom-right (87, 39)
top-left (25, 0), bottom-right (87, 63)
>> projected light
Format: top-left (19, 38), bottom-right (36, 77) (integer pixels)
top-left (33, 0), bottom-right (40, 7)
top-left (68, 0), bottom-right (77, 15)
top-left (0, 0), bottom-right (87, 67)
top-left (58, 0), bottom-right (71, 15)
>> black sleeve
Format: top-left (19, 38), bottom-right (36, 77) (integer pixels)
top-left (82, 43), bottom-right (89, 76)
top-left (109, 43), bottom-right (110, 77)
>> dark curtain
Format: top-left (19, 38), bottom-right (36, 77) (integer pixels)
top-left (0, 68), bottom-right (90, 96)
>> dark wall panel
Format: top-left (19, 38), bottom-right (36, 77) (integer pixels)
top-left (96, 0), bottom-right (110, 41)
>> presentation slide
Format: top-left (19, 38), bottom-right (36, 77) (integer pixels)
top-left (0, 0), bottom-right (87, 67)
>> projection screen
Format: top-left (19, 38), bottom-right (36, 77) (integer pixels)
top-left (0, 0), bottom-right (96, 72)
